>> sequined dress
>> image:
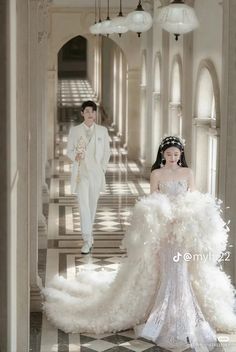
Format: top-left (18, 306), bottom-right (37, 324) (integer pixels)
top-left (135, 180), bottom-right (218, 351)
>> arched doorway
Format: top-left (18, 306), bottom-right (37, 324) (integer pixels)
top-left (57, 35), bottom-right (95, 124)
top-left (58, 35), bottom-right (87, 78)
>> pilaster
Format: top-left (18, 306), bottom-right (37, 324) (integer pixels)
top-left (127, 68), bottom-right (141, 161)
top-left (220, 0), bottom-right (236, 284)
top-left (182, 32), bottom-right (194, 166)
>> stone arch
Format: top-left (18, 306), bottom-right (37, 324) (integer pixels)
top-left (195, 59), bottom-right (220, 127)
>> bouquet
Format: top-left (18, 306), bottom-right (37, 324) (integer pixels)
top-left (75, 136), bottom-right (87, 182)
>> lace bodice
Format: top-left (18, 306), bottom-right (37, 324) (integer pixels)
top-left (158, 179), bottom-right (188, 196)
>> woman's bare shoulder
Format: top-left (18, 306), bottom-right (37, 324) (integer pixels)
top-left (182, 167), bottom-right (194, 176)
top-left (151, 168), bottom-right (161, 174)
top-left (151, 168), bottom-right (163, 177)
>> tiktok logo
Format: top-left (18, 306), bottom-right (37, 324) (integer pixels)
top-left (173, 252), bottom-right (182, 262)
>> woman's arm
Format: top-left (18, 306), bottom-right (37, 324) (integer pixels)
top-left (150, 170), bottom-right (160, 194)
top-left (188, 168), bottom-right (196, 191)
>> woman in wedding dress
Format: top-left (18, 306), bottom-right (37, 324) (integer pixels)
top-left (43, 136), bottom-right (236, 352)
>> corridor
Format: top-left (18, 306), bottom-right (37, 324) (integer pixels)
top-left (3, 1), bottom-right (236, 351)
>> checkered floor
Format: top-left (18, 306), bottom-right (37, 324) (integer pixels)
top-left (73, 331), bottom-right (164, 352)
top-left (58, 79), bottom-right (98, 107)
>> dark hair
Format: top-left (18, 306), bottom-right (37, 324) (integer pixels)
top-left (151, 136), bottom-right (188, 171)
top-left (81, 100), bottom-right (97, 112)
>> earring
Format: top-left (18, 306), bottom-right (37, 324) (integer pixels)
top-left (161, 157), bottom-right (165, 167)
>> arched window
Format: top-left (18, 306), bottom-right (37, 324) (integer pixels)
top-left (193, 60), bottom-right (220, 196)
top-left (169, 56), bottom-right (182, 136)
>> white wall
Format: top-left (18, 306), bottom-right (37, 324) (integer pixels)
top-left (192, 0), bottom-right (222, 91)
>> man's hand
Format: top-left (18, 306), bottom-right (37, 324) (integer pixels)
top-left (75, 153), bottom-right (84, 162)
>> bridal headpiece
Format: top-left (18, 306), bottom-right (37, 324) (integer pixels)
top-left (159, 135), bottom-right (186, 151)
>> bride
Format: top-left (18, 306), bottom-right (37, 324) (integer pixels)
top-left (43, 136), bottom-right (236, 351)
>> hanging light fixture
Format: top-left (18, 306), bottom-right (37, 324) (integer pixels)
top-left (126, 0), bottom-right (153, 37)
top-left (100, 0), bottom-right (114, 36)
top-left (110, 0), bottom-right (128, 37)
top-left (89, 0), bottom-right (98, 34)
top-left (157, 0), bottom-right (199, 41)
top-left (91, 0), bottom-right (103, 35)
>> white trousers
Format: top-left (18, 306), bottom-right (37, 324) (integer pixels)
top-left (76, 171), bottom-right (102, 243)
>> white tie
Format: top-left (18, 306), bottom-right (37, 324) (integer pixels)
top-left (86, 128), bottom-right (93, 142)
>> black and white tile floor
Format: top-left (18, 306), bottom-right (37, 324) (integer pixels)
top-left (58, 79), bottom-right (97, 107)
top-left (30, 83), bottom-right (235, 351)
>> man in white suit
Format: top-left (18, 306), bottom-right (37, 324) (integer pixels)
top-left (67, 101), bottom-right (111, 254)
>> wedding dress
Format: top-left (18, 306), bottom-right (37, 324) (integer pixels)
top-left (43, 179), bottom-right (236, 351)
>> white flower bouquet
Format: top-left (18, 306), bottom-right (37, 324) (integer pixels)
top-left (75, 136), bottom-right (87, 182)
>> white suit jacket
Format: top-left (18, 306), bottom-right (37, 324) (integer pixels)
top-left (66, 123), bottom-right (111, 194)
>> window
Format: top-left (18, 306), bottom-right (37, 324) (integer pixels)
top-left (194, 60), bottom-right (220, 195)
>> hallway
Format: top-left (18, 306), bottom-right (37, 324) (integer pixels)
top-left (2, 1), bottom-right (236, 350)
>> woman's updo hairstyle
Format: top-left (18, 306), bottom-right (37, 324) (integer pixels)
top-left (151, 136), bottom-right (188, 171)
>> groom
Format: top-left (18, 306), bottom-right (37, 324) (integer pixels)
top-left (66, 100), bottom-right (110, 254)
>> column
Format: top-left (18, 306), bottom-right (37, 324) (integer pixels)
top-left (152, 92), bottom-right (162, 162)
top-left (47, 69), bottom-right (57, 162)
top-left (0, 1), bottom-right (9, 350)
top-left (140, 85), bottom-right (147, 162)
top-left (168, 102), bottom-right (182, 136)
top-left (39, 1), bottom-right (49, 205)
top-left (16, 0), bottom-right (31, 347)
top-left (37, 1), bottom-right (48, 248)
top-left (143, 28), bottom-right (154, 177)
top-left (29, 0), bottom-right (43, 312)
top-left (219, 0), bottom-right (236, 284)
top-left (127, 68), bottom-right (141, 161)
top-left (182, 31), bottom-right (194, 166)
top-left (160, 30), bottom-right (170, 134)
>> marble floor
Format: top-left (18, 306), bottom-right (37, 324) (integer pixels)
top-left (58, 79), bottom-right (98, 106)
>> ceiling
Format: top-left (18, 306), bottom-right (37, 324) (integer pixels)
top-left (52, 0), bottom-right (140, 9)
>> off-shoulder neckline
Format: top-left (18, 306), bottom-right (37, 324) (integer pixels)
top-left (158, 179), bottom-right (188, 185)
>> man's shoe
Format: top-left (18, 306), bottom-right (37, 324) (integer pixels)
top-left (81, 241), bottom-right (92, 254)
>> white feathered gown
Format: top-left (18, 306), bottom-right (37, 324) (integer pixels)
top-left (43, 179), bottom-right (236, 351)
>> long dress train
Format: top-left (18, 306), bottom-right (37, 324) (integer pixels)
top-left (43, 179), bottom-right (236, 351)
